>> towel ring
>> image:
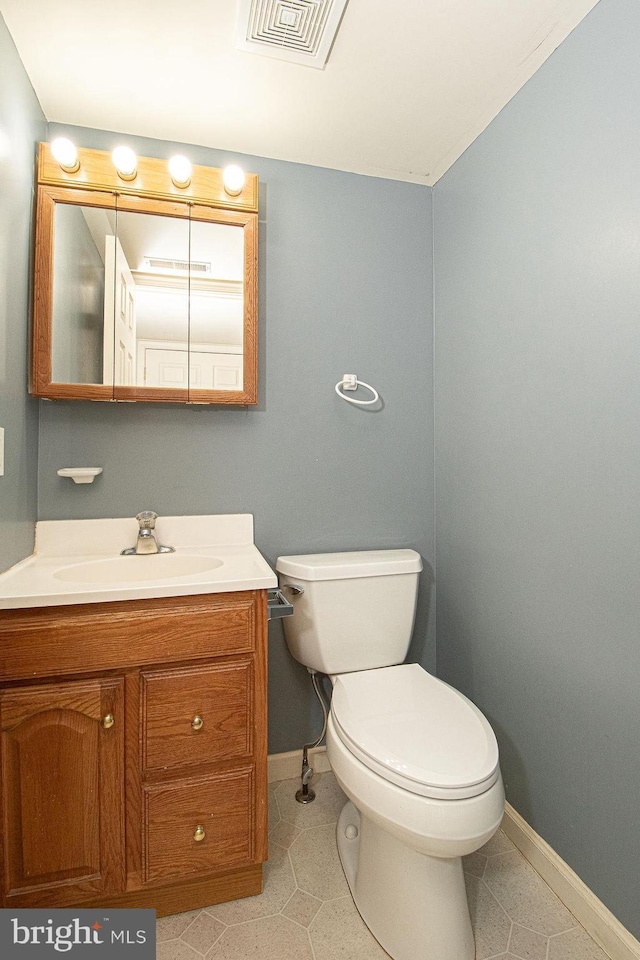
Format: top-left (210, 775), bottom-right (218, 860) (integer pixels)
top-left (335, 376), bottom-right (379, 406)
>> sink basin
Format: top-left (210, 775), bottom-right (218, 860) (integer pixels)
top-left (0, 514), bottom-right (279, 610)
top-left (53, 554), bottom-right (223, 584)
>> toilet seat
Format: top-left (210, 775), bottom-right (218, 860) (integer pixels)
top-left (331, 663), bottom-right (500, 800)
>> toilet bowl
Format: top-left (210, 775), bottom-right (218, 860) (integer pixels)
top-left (276, 549), bottom-right (504, 960)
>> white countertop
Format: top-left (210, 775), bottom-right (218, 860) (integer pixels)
top-left (0, 514), bottom-right (277, 610)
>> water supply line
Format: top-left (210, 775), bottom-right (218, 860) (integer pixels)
top-left (296, 669), bottom-right (329, 803)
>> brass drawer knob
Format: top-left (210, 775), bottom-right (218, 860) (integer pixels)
top-left (191, 715), bottom-right (204, 731)
top-left (193, 825), bottom-right (206, 842)
top-left (101, 713), bottom-right (114, 729)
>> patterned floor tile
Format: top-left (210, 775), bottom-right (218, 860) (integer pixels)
top-left (508, 922), bottom-right (549, 960)
top-left (157, 771), bottom-right (610, 960)
top-left (463, 849), bottom-right (488, 878)
top-left (275, 772), bottom-right (347, 828)
top-left (479, 829), bottom-right (516, 858)
top-left (158, 910), bottom-right (201, 942)
top-left (269, 820), bottom-right (301, 849)
top-left (484, 850), bottom-right (575, 936)
top-left (464, 873), bottom-right (512, 960)
top-left (180, 912), bottom-right (226, 955)
top-left (289, 821), bottom-right (350, 900)
top-left (157, 940), bottom-right (202, 960)
top-left (547, 925), bottom-right (611, 960)
top-left (205, 841), bottom-right (295, 924)
top-left (205, 914), bottom-right (314, 960)
top-left (309, 896), bottom-right (392, 960)
top-left (281, 888), bottom-right (323, 927)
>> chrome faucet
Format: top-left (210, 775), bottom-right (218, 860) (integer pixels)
top-left (121, 511), bottom-right (175, 556)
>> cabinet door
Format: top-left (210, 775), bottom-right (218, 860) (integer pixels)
top-left (0, 677), bottom-right (125, 907)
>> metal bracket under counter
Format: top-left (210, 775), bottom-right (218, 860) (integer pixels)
top-left (267, 588), bottom-right (294, 620)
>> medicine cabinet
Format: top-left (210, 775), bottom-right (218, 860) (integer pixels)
top-left (31, 143), bottom-right (258, 404)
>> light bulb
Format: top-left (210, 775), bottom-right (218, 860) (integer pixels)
top-left (112, 145), bottom-right (137, 181)
top-left (51, 137), bottom-right (79, 173)
top-left (223, 164), bottom-right (245, 197)
top-left (168, 154), bottom-right (192, 188)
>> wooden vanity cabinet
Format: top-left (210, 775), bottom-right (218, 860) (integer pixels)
top-left (0, 590), bottom-right (268, 916)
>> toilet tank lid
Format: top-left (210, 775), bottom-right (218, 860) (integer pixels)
top-left (275, 549), bottom-right (422, 581)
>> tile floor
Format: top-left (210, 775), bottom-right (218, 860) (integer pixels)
top-left (157, 771), bottom-right (611, 960)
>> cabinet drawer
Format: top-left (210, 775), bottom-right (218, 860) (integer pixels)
top-left (142, 661), bottom-right (253, 773)
top-left (143, 769), bottom-right (254, 883)
top-left (0, 592), bottom-right (261, 681)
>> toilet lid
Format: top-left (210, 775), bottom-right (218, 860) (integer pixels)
top-left (331, 663), bottom-right (499, 800)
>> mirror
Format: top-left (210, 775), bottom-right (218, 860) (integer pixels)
top-left (50, 204), bottom-right (245, 392)
top-left (33, 145), bottom-right (258, 404)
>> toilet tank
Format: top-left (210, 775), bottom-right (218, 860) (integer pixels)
top-left (275, 550), bottom-right (422, 674)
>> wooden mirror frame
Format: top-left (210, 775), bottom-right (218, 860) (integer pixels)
top-left (32, 143), bottom-right (258, 405)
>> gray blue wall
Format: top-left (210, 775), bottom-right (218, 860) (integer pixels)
top-left (0, 16), bottom-right (46, 572)
top-left (434, 0), bottom-right (640, 938)
top-left (40, 123), bottom-right (435, 753)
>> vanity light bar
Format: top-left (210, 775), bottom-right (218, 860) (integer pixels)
top-left (38, 143), bottom-right (258, 214)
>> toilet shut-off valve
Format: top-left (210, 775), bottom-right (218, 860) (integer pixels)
top-left (296, 752), bottom-right (316, 804)
top-left (295, 669), bottom-right (329, 804)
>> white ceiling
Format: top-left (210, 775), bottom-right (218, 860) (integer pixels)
top-left (1, 0), bottom-right (600, 185)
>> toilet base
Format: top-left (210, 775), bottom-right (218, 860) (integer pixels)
top-left (337, 800), bottom-right (475, 960)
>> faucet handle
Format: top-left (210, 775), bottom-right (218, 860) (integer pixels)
top-left (136, 511), bottom-right (158, 529)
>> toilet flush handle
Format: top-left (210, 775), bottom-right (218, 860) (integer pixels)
top-left (284, 583), bottom-right (304, 597)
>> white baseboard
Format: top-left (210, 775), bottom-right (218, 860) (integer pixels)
top-left (502, 802), bottom-right (640, 960)
top-left (268, 745), bottom-right (332, 784)
top-left (268, 751), bottom-right (639, 960)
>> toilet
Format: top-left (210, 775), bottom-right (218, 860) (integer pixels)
top-left (276, 549), bottom-right (505, 960)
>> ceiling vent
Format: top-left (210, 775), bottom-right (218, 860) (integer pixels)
top-left (236, 0), bottom-right (349, 69)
